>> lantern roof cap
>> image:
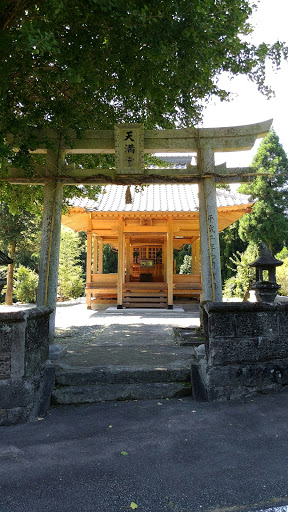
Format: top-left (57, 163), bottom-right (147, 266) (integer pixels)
top-left (249, 243), bottom-right (283, 268)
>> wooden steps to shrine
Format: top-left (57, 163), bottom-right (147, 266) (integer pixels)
top-left (122, 283), bottom-right (168, 308)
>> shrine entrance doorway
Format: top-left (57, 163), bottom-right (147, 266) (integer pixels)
top-left (130, 242), bottom-right (164, 283)
top-left (124, 239), bottom-right (166, 309)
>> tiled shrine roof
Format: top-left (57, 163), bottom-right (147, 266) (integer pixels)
top-left (70, 184), bottom-right (252, 213)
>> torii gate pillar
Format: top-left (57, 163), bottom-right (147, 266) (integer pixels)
top-left (37, 150), bottom-right (64, 341)
top-left (198, 148), bottom-right (222, 302)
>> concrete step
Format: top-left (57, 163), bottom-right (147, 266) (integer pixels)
top-left (55, 366), bottom-right (190, 385)
top-left (123, 303), bottom-right (167, 308)
top-left (52, 366), bottom-right (192, 404)
top-left (52, 382), bottom-right (191, 404)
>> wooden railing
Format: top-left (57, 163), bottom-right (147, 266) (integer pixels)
top-left (85, 273), bottom-right (117, 308)
top-left (85, 273), bottom-right (202, 308)
top-left (173, 274), bottom-right (202, 299)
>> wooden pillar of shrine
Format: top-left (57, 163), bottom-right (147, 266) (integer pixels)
top-left (167, 217), bottom-right (174, 308)
top-left (117, 218), bottom-right (124, 308)
top-left (85, 215), bottom-right (93, 308)
top-left (126, 238), bottom-right (131, 282)
top-left (93, 237), bottom-right (98, 274)
top-left (98, 239), bottom-right (103, 274)
top-left (86, 232), bottom-right (92, 284)
top-left (198, 148), bottom-right (222, 302)
top-left (191, 240), bottom-right (201, 274)
top-left (163, 240), bottom-right (167, 281)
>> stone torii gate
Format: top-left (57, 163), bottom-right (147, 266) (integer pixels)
top-left (3, 119), bottom-right (272, 336)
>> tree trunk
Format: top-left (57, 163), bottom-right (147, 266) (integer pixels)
top-left (5, 243), bottom-right (16, 305)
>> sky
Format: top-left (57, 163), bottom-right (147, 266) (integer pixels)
top-left (201, 0), bottom-right (288, 168)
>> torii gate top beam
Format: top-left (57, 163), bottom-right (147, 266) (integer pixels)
top-left (9, 119), bottom-right (272, 155)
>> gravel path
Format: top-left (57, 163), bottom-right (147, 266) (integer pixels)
top-left (53, 302), bottom-right (201, 367)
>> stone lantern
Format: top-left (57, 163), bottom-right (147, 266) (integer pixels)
top-left (249, 243), bottom-right (283, 303)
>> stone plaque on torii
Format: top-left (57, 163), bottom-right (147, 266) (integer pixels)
top-left (2, 119), bottom-right (272, 333)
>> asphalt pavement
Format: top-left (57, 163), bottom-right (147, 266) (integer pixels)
top-left (1, 302), bottom-right (288, 512)
top-left (1, 392), bottom-right (288, 512)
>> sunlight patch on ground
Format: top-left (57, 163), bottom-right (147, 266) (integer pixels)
top-left (55, 304), bottom-right (200, 329)
top-left (253, 508), bottom-right (288, 512)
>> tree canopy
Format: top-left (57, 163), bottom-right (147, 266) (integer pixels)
top-left (238, 130), bottom-right (288, 253)
top-left (0, 0), bottom-right (287, 148)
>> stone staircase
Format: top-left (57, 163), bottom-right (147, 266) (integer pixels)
top-left (51, 365), bottom-right (192, 405)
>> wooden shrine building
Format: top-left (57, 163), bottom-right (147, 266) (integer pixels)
top-left (62, 184), bottom-right (254, 309)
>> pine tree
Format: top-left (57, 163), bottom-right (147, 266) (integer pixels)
top-left (219, 221), bottom-right (246, 284)
top-left (174, 244), bottom-right (191, 274)
top-left (179, 255), bottom-right (192, 275)
top-left (103, 244), bottom-right (118, 274)
top-left (223, 243), bottom-right (258, 299)
top-left (238, 130), bottom-right (288, 253)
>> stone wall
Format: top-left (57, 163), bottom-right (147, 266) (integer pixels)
top-left (0, 307), bottom-right (55, 426)
top-left (193, 302), bottom-right (288, 401)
